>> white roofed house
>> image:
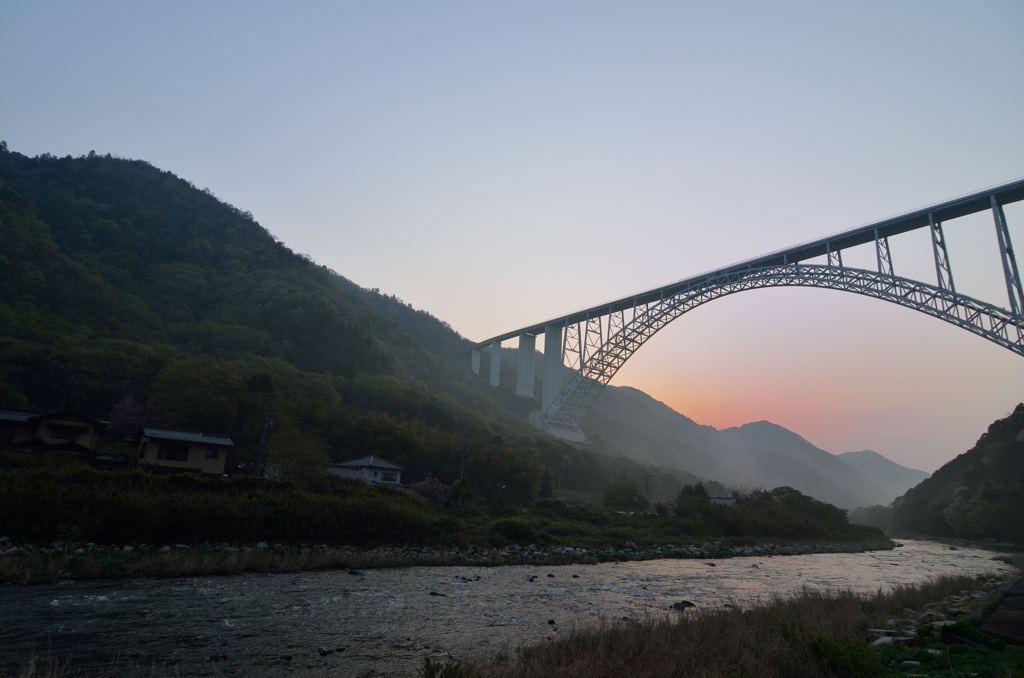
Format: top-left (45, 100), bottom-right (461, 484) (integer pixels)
top-left (134, 426), bottom-right (234, 476)
top-left (328, 455), bottom-right (404, 485)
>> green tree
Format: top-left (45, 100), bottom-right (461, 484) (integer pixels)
top-left (265, 429), bottom-right (330, 479)
top-left (149, 356), bottom-right (243, 432)
top-left (602, 483), bottom-right (648, 512)
top-left (674, 482), bottom-right (711, 517)
top-left (539, 468), bottom-right (553, 499)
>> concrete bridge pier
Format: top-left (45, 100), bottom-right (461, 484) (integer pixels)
top-left (470, 348), bottom-right (481, 375)
top-left (489, 340), bottom-right (501, 386)
top-left (516, 333), bottom-right (536, 397)
top-left (541, 325), bottom-right (563, 412)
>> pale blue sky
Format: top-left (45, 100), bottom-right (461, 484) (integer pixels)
top-left (2, 2), bottom-right (1023, 471)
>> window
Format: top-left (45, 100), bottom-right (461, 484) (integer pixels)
top-left (372, 471), bottom-right (378, 477)
top-left (138, 441), bottom-right (148, 460)
top-left (156, 442), bottom-right (190, 462)
top-left (48, 425), bottom-right (86, 441)
top-left (0, 423), bottom-right (15, 443)
top-left (381, 472), bottom-right (397, 483)
top-left (206, 448), bottom-right (219, 459)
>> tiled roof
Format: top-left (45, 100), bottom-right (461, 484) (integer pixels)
top-left (336, 455), bottom-right (404, 470)
top-left (0, 408), bottom-right (103, 425)
top-left (142, 426), bottom-right (234, 447)
top-left (0, 407), bottom-right (49, 422)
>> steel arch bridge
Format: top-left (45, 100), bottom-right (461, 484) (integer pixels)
top-left (471, 179), bottom-right (1024, 442)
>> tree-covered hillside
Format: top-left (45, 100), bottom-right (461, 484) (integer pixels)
top-left (0, 147), bottom-right (691, 503)
top-left (889, 404), bottom-right (1024, 542)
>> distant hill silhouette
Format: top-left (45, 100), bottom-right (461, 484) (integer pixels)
top-left (838, 450), bottom-right (929, 505)
top-left (584, 387), bottom-right (892, 509)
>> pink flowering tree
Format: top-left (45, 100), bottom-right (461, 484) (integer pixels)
top-left (108, 396), bottom-right (148, 436)
top-left (411, 473), bottom-right (449, 505)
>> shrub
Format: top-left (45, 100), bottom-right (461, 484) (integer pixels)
top-left (491, 518), bottom-right (539, 543)
top-left (0, 468), bottom-right (437, 545)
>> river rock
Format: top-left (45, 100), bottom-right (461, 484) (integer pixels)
top-left (256, 542), bottom-right (268, 549)
top-left (122, 545), bottom-right (133, 553)
top-left (159, 545), bottom-right (170, 553)
top-left (900, 661), bottom-right (921, 668)
top-left (623, 542), bottom-right (638, 551)
top-left (870, 637), bottom-right (894, 647)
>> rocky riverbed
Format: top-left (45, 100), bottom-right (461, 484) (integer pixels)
top-left (0, 540), bottom-right (1007, 677)
top-left (0, 535), bottom-right (891, 584)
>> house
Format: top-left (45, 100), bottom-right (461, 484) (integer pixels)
top-left (0, 407), bottom-right (103, 450)
top-left (328, 455), bottom-right (403, 485)
top-left (709, 496), bottom-right (736, 506)
top-left (134, 425), bottom-right (234, 476)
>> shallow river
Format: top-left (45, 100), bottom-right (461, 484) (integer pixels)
top-left (0, 540), bottom-right (1007, 677)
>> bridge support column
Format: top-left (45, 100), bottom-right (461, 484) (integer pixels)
top-left (471, 348), bottom-right (480, 375)
top-left (516, 334), bottom-right (536, 397)
top-left (992, 196), bottom-right (1024, 316)
top-left (874, 228), bottom-right (893, 276)
top-left (489, 340), bottom-right (501, 387)
top-left (542, 325), bottom-right (563, 412)
top-left (827, 243), bottom-right (843, 268)
top-left (929, 213), bottom-right (954, 292)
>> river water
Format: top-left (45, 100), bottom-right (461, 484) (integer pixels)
top-left (0, 540), bottom-right (1007, 677)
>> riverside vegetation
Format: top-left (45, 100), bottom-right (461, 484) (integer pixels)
top-left (0, 454), bottom-right (888, 583)
top-left (456, 572), bottom-right (1023, 678)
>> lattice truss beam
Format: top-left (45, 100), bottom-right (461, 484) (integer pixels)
top-left (543, 264), bottom-right (1024, 429)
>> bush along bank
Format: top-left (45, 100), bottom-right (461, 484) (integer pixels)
top-left (456, 573), bottom-right (1022, 678)
top-left (0, 536), bottom-right (894, 584)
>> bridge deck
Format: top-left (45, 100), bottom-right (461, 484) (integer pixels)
top-left (475, 178), bottom-right (1024, 348)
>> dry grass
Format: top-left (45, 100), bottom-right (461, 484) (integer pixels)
top-left (464, 574), bottom-right (993, 678)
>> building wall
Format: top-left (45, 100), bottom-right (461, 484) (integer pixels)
top-left (36, 417), bottom-right (99, 449)
top-left (3, 422), bottom-right (39, 444)
top-left (138, 438), bottom-right (227, 475)
top-left (359, 466), bottom-right (401, 484)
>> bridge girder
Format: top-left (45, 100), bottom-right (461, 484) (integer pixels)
top-left (542, 264), bottom-right (1024, 430)
top-left (470, 178), bottom-right (1024, 438)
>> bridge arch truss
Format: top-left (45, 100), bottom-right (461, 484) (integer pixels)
top-left (471, 178), bottom-right (1024, 439)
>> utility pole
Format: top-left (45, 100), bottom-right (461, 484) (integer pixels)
top-left (645, 474), bottom-right (652, 503)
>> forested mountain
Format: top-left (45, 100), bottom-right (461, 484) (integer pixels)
top-left (0, 147), bottom-right (693, 503)
top-left (889, 404), bottom-right (1024, 542)
top-left (0, 146), bottom-right (937, 512)
top-left (838, 450), bottom-right (929, 503)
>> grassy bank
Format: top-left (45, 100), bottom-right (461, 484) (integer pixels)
top-left (460, 573), bottom-right (1020, 678)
